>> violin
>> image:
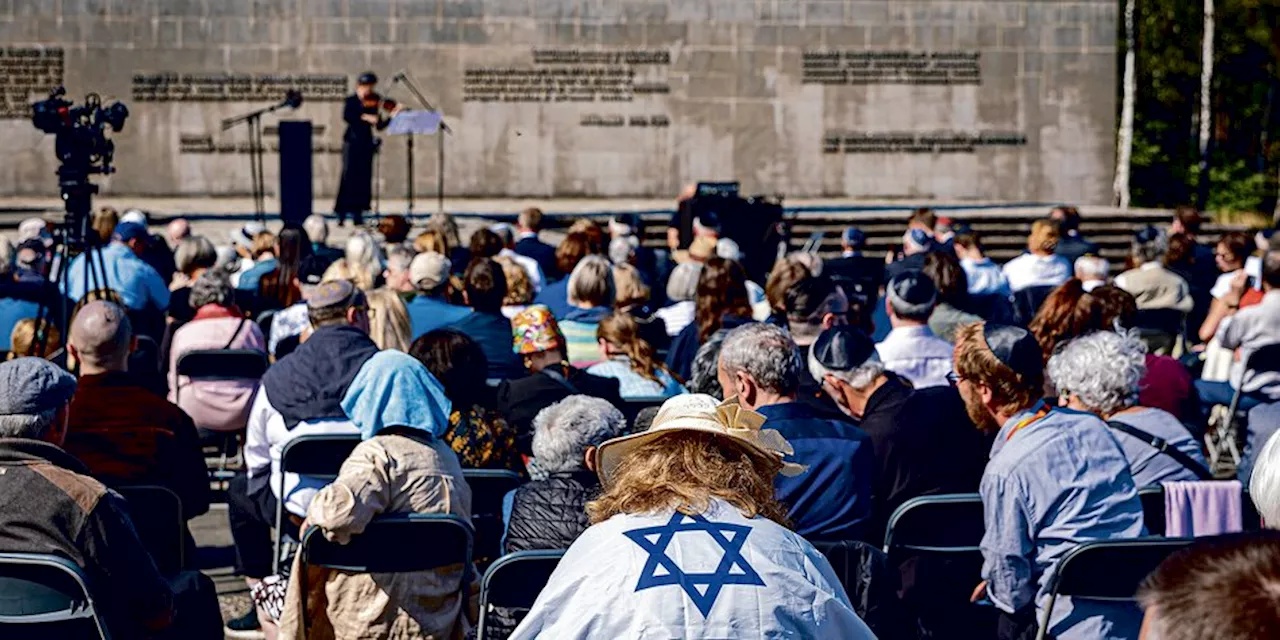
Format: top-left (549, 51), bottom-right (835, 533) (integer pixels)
top-left (361, 92), bottom-right (397, 112)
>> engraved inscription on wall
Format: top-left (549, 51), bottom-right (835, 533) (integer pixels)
top-left (463, 49), bottom-right (671, 103)
top-left (822, 132), bottom-right (1028, 154)
top-left (803, 51), bottom-right (981, 85)
top-left (131, 73), bottom-right (347, 102)
top-left (0, 48), bottom-right (65, 119)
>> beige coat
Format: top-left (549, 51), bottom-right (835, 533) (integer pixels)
top-left (279, 434), bottom-right (478, 640)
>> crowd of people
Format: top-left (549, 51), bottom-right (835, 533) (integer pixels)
top-left (0, 199), bottom-right (1277, 639)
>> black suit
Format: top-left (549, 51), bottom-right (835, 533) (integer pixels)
top-left (515, 235), bottom-right (558, 281)
top-left (1055, 232), bottom-right (1100, 264)
top-left (496, 366), bottom-right (624, 455)
top-left (334, 94), bottom-right (387, 224)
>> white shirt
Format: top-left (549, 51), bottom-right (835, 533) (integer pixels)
top-left (1001, 253), bottom-right (1072, 293)
top-left (500, 247), bottom-right (546, 293)
top-left (961, 257), bottom-right (1012, 297)
top-left (875, 324), bottom-right (955, 388)
top-left (244, 385), bottom-right (359, 517)
top-left (655, 300), bottom-right (696, 336)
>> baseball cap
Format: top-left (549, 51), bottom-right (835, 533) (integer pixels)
top-left (230, 221), bottom-right (267, 249)
top-left (120, 209), bottom-right (147, 225)
top-left (112, 221), bottom-right (149, 243)
top-left (17, 218), bottom-right (52, 248)
top-left (409, 252), bottom-right (451, 291)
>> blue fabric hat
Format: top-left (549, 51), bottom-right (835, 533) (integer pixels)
top-left (811, 325), bottom-right (878, 372)
top-left (981, 323), bottom-right (1042, 377)
top-left (112, 221), bottom-right (148, 243)
top-left (341, 350), bottom-right (452, 440)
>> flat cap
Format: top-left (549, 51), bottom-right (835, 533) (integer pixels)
top-left (0, 358), bottom-right (76, 416)
top-left (811, 325), bottom-right (878, 372)
top-left (307, 279), bottom-right (359, 310)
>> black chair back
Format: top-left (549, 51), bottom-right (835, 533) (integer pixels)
top-left (256, 309), bottom-right (277, 344)
top-left (298, 515), bottom-right (473, 637)
top-left (274, 434), bottom-right (362, 572)
top-left (812, 540), bottom-right (910, 639)
top-left (0, 553), bottom-right (111, 639)
top-left (175, 349), bottom-right (270, 381)
top-left (463, 469), bottom-right (525, 563)
top-left (1013, 285), bottom-right (1056, 326)
top-left (477, 550), bottom-right (564, 640)
top-left (883, 493), bottom-right (985, 552)
top-left (116, 485), bottom-right (185, 576)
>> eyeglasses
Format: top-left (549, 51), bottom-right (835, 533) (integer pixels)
top-left (946, 371), bottom-right (963, 387)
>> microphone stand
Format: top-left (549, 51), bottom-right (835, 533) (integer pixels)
top-left (222, 94), bottom-right (301, 222)
top-left (389, 71), bottom-right (451, 218)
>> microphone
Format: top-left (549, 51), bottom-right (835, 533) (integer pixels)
top-left (391, 71), bottom-right (406, 84)
top-left (281, 89), bottom-right (303, 110)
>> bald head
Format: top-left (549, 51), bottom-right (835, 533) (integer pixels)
top-left (69, 301), bottom-right (133, 372)
top-left (166, 219), bottom-right (191, 246)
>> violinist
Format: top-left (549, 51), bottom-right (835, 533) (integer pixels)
top-left (334, 71), bottom-right (400, 227)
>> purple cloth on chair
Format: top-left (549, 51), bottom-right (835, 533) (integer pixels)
top-left (1162, 480), bottom-right (1243, 537)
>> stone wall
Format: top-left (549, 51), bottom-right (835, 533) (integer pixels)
top-left (0, 0), bottom-right (1117, 201)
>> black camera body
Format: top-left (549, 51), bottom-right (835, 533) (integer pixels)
top-left (31, 87), bottom-right (129, 182)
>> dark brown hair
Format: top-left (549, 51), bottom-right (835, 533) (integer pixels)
top-left (464, 258), bottom-right (507, 313)
top-left (1217, 231), bottom-right (1253, 268)
top-left (922, 250), bottom-right (969, 307)
top-left (765, 261), bottom-right (809, 314)
top-left (908, 207), bottom-right (937, 230)
top-left (410, 329), bottom-right (489, 410)
top-left (556, 232), bottom-right (592, 277)
top-left (1173, 205), bottom-right (1205, 235)
top-left (468, 228), bottom-right (504, 259)
top-left (378, 215), bottom-right (411, 244)
top-left (695, 257), bottom-right (751, 342)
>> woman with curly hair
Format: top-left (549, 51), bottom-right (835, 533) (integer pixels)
top-left (510, 394), bottom-right (871, 639)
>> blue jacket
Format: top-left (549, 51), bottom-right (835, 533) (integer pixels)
top-left (236, 257), bottom-right (278, 292)
top-left (448, 311), bottom-right (525, 380)
top-left (757, 401), bottom-right (875, 542)
top-left (406, 294), bottom-right (472, 340)
top-left (515, 236), bottom-right (558, 281)
top-left (64, 243), bottom-right (170, 312)
top-left (533, 278), bottom-right (574, 319)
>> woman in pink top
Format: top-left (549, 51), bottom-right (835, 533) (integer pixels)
top-left (167, 272), bottom-right (267, 432)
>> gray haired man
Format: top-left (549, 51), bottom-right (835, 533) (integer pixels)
top-left (0, 357), bottom-right (175, 637)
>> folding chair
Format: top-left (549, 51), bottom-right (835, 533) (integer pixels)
top-left (0, 553), bottom-right (112, 639)
top-left (1012, 285), bottom-right (1057, 326)
top-left (256, 309), bottom-right (277, 345)
top-left (274, 434), bottom-right (362, 572)
top-left (298, 514), bottom-right (473, 638)
top-left (477, 550), bottom-right (564, 640)
top-left (115, 485), bottom-right (185, 576)
top-left (883, 493), bottom-right (985, 553)
top-left (177, 348), bottom-right (270, 481)
top-left (1137, 483), bottom-right (1261, 536)
top-left (1205, 343), bottom-right (1280, 470)
top-left (1037, 538), bottom-right (1193, 640)
top-left (463, 469), bottom-right (526, 565)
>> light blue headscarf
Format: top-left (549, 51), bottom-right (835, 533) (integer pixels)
top-left (340, 350), bottom-right (452, 441)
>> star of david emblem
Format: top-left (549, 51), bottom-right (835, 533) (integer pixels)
top-left (622, 511), bottom-right (765, 617)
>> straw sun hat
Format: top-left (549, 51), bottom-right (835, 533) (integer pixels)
top-left (594, 394), bottom-right (805, 486)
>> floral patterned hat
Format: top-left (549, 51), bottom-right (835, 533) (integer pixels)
top-left (511, 305), bottom-right (566, 355)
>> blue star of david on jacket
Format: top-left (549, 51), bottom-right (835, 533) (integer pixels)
top-left (622, 511), bottom-right (766, 617)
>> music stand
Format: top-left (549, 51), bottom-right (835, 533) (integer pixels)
top-left (388, 71), bottom-right (450, 219)
top-left (386, 110), bottom-right (443, 220)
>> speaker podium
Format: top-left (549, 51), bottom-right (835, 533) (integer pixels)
top-left (278, 120), bottom-right (313, 225)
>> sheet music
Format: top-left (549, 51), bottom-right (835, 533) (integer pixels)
top-left (387, 110), bottom-right (443, 135)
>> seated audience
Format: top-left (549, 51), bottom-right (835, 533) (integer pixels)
top-left (1073, 254), bottom-right (1110, 292)
top-left (560, 255), bottom-right (615, 367)
top-left (497, 254), bottom-right (535, 319)
top-left (782, 275), bottom-right (850, 416)
top-left (166, 218), bottom-right (190, 246)
top-left (1198, 231), bottom-right (1253, 343)
top-left (227, 221), bottom-right (266, 286)
top-left (413, 227), bottom-right (450, 256)
top-left (0, 357), bottom-right (174, 638)
top-left (8, 317), bottom-right (60, 360)
top-left (513, 206), bottom-right (558, 280)
top-left (342, 231), bottom-right (386, 290)
top-left (809, 324), bottom-right (984, 533)
top-left (612, 262), bottom-right (669, 351)
top-left (65, 221), bottom-right (170, 312)
top-left (717, 323), bottom-right (874, 541)
top-left (65, 299), bottom-right (210, 519)
top-left (504, 395), bottom-right (626, 553)
top-left (410, 329), bottom-right (523, 472)
top-left (427, 212), bottom-right (471, 274)
top-left (302, 214), bottom-right (343, 276)
top-left (120, 209), bottom-right (178, 286)
top-left (496, 306), bottom-right (623, 454)
top-left (167, 272), bottom-right (267, 433)
top-left (235, 230), bottom-right (278, 293)
top-left (365, 287), bottom-right (411, 351)
top-left (535, 230), bottom-right (599, 318)
top-left (876, 271), bottom-right (954, 388)
top-left (405, 251), bottom-right (470, 339)
top-left (1138, 532), bottom-right (1280, 640)
top-left (377, 213), bottom-right (412, 245)
top-left (277, 350), bottom-right (474, 639)
top-left (587, 312), bottom-right (685, 399)
top-left (229, 281), bottom-right (374, 635)
top-left (1194, 250), bottom-right (1280, 416)
top-left (168, 235), bottom-right (218, 325)
top-left (1001, 218), bottom-right (1071, 293)
top-left (1115, 226), bottom-right (1194, 316)
top-left (448, 257), bottom-right (525, 380)
top-left (654, 261), bottom-right (701, 337)
top-left (1047, 331), bottom-right (1209, 485)
top-left (266, 258), bottom-right (328, 358)
top-left (666, 257), bottom-right (755, 381)
top-left (1242, 402), bottom-right (1280, 487)
top-left (511, 394), bottom-right (872, 638)
top-left (885, 227), bottom-right (935, 281)
top-left (1028, 279), bottom-right (1095, 363)
top-left (1050, 205), bottom-right (1100, 264)
top-left (256, 225), bottom-right (309, 312)
top-left (491, 222), bottom-right (546, 292)
top-left (923, 251), bottom-right (982, 342)
top-left (955, 322), bottom-right (1143, 639)
top-left (381, 244), bottom-right (416, 296)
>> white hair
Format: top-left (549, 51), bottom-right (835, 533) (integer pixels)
top-left (1251, 427), bottom-right (1280, 528)
top-left (718, 323), bottom-right (801, 395)
top-left (666, 262), bottom-right (702, 302)
top-left (608, 236), bottom-right (636, 265)
top-left (716, 238), bottom-right (741, 261)
top-left (0, 408), bottom-right (58, 439)
top-left (1046, 330), bottom-right (1146, 415)
top-left (385, 245), bottom-right (415, 274)
top-left (1074, 255), bottom-right (1110, 281)
top-left (303, 214), bottom-right (329, 244)
top-left (807, 346), bottom-right (884, 391)
top-left (345, 231), bottom-right (386, 272)
top-left (174, 235), bottom-right (217, 275)
top-left (531, 395), bottom-right (626, 473)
